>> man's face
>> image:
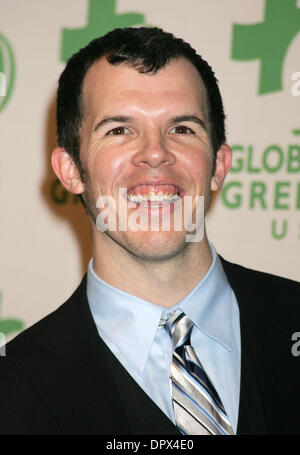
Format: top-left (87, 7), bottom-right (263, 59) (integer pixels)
top-left (78, 56), bottom-right (228, 260)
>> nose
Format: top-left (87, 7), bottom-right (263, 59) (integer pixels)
top-left (131, 132), bottom-right (175, 169)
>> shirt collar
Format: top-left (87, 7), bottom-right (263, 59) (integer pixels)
top-left (87, 263), bottom-right (163, 376)
top-left (87, 243), bottom-right (234, 376)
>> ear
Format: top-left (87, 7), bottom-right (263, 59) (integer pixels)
top-left (210, 144), bottom-right (232, 192)
top-left (51, 147), bottom-right (85, 194)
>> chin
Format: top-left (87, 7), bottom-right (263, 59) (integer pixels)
top-left (108, 230), bottom-right (188, 262)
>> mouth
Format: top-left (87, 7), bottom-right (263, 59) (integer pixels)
top-left (126, 184), bottom-right (184, 208)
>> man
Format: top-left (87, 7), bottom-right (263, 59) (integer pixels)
top-left (1, 27), bottom-right (299, 435)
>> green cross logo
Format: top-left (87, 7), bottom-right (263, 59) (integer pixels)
top-left (61, 0), bottom-right (147, 62)
top-left (0, 33), bottom-right (16, 112)
top-left (232, 0), bottom-right (300, 94)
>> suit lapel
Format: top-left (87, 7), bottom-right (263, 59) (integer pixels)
top-left (236, 339), bottom-right (268, 435)
top-left (220, 258), bottom-right (268, 434)
top-left (36, 276), bottom-right (179, 434)
top-left (34, 278), bottom-right (129, 434)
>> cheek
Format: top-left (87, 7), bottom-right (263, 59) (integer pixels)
top-left (87, 147), bottom-right (128, 194)
top-left (183, 151), bottom-right (214, 186)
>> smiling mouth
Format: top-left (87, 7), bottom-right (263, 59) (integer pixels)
top-left (126, 184), bottom-right (183, 207)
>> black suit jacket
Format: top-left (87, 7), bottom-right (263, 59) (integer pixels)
top-left (1, 258), bottom-right (300, 435)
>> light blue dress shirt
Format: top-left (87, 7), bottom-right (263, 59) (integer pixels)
top-left (87, 244), bottom-right (241, 433)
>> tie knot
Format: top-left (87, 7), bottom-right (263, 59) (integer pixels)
top-left (164, 312), bottom-right (194, 350)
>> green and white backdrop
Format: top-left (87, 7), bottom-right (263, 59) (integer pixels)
top-left (1, 0), bottom-right (300, 342)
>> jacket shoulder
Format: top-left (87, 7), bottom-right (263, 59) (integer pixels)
top-left (221, 256), bottom-right (300, 298)
top-left (2, 275), bottom-right (88, 370)
top-left (220, 256), bottom-right (300, 331)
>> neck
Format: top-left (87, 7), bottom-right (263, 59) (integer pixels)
top-left (91, 230), bottom-right (213, 308)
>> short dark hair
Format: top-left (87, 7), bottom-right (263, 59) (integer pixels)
top-left (57, 27), bottom-right (226, 176)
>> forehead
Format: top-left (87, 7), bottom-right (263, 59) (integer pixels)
top-left (82, 56), bottom-right (208, 117)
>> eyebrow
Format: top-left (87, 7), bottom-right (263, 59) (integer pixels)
top-left (170, 115), bottom-right (207, 131)
top-left (94, 116), bottom-right (134, 131)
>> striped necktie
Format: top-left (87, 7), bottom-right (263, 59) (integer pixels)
top-left (165, 311), bottom-right (234, 435)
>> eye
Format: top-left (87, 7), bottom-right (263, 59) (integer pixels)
top-left (170, 125), bottom-right (194, 134)
top-left (106, 126), bottom-right (130, 135)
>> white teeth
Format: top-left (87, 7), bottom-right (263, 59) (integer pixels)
top-left (127, 192), bottom-right (180, 203)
